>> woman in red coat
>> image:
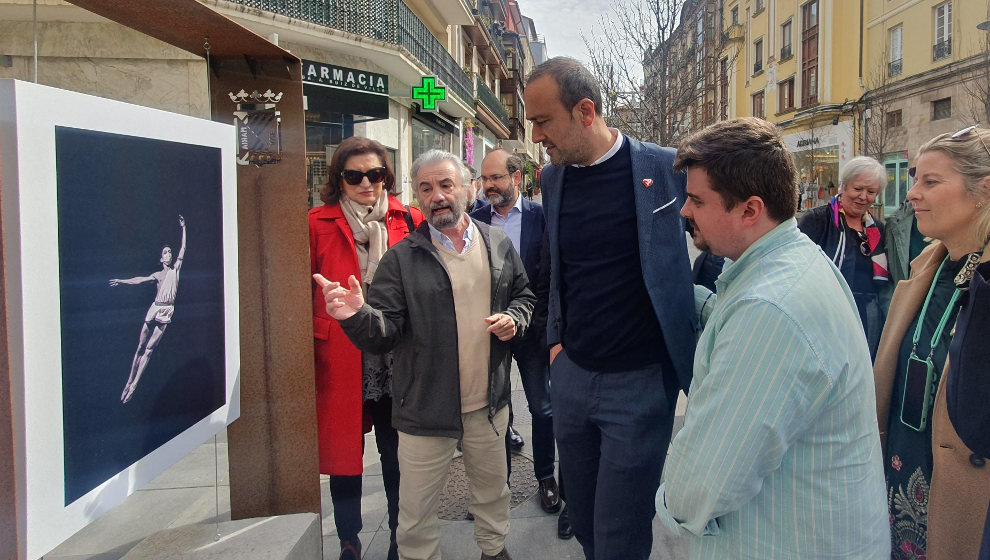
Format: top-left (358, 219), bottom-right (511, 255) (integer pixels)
top-left (309, 136), bottom-right (423, 560)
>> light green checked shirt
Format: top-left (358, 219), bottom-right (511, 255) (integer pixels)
top-left (656, 219), bottom-right (890, 559)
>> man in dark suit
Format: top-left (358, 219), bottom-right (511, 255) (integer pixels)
top-left (470, 148), bottom-right (559, 515)
top-left (524, 57), bottom-right (697, 560)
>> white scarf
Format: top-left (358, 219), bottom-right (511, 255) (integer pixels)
top-left (340, 191), bottom-right (389, 290)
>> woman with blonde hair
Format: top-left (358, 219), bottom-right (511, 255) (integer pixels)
top-left (875, 125), bottom-right (990, 560)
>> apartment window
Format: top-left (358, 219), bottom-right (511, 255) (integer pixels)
top-left (781, 20), bottom-right (793, 60)
top-left (886, 109), bottom-right (902, 129)
top-left (933, 1), bottom-right (952, 61)
top-left (754, 38), bottom-right (764, 74)
top-left (779, 78), bottom-right (795, 112)
top-left (719, 57), bottom-right (729, 119)
top-left (696, 12), bottom-right (705, 76)
top-left (755, 0), bottom-right (765, 14)
top-left (887, 26), bottom-right (902, 77)
top-left (731, 5), bottom-right (739, 25)
top-left (932, 97), bottom-right (951, 120)
top-left (801, 0), bottom-right (819, 106)
top-left (752, 90), bottom-right (765, 119)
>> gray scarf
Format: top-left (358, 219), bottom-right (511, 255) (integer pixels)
top-left (340, 192), bottom-right (389, 290)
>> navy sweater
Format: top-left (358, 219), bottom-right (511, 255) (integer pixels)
top-left (558, 141), bottom-right (668, 372)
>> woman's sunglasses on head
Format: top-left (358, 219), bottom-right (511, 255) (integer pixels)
top-left (909, 126), bottom-right (990, 178)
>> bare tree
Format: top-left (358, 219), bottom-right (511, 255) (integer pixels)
top-left (860, 53), bottom-right (897, 160)
top-left (961, 30), bottom-right (990, 126)
top-left (583, 0), bottom-right (724, 145)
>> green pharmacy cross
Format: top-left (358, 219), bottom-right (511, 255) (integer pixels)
top-left (412, 76), bottom-right (446, 111)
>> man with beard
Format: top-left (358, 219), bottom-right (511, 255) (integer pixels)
top-left (470, 149), bottom-right (560, 517)
top-left (523, 57), bottom-right (696, 560)
top-left (315, 149), bottom-right (534, 560)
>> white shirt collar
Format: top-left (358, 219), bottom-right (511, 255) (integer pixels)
top-left (489, 192), bottom-right (524, 216)
top-left (572, 128), bottom-right (624, 168)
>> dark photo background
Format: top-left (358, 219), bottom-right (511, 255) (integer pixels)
top-left (54, 127), bottom-right (228, 504)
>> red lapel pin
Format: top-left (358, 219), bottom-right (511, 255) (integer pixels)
top-left (642, 178), bottom-right (654, 188)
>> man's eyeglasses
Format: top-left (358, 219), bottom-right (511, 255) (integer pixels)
top-left (909, 125), bottom-right (990, 178)
top-left (479, 173), bottom-right (510, 185)
top-left (341, 167), bottom-right (387, 185)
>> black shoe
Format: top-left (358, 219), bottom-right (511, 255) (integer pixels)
top-left (538, 477), bottom-right (562, 513)
top-left (508, 426), bottom-right (524, 453)
top-left (480, 548), bottom-right (513, 560)
top-left (338, 539), bottom-right (361, 560)
top-left (557, 506), bottom-right (573, 540)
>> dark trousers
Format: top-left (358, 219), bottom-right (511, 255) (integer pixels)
top-left (329, 396), bottom-right (400, 544)
top-left (512, 336), bottom-right (556, 480)
top-left (550, 349), bottom-right (676, 560)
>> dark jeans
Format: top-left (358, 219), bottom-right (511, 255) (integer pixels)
top-left (512, 336), bottom-right (555, 480)
top-left (329, 396), bottom-right (400, 544)
top-left (550, 349), bottom-right (676, 560)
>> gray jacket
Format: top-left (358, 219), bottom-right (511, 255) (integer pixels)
top-left (340, 219), bottom-right (535, 438)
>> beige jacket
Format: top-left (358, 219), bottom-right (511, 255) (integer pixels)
top-left (874, 241), bottom-right (990, 560)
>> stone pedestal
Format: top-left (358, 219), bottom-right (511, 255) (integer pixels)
top-left (121, 514), bottom-right (321, 560)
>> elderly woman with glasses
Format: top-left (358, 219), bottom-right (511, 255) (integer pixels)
top-left (874, 125), bottom-right (990, 560)
top-left (799, 155), bottom-right (890, 357)
top-left (309, 136), bottom-right (424, 560)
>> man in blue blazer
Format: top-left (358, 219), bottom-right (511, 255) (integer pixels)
top-left (470, 149), bottom-right (559, 515)
top-left (523, 57), bottom-right (697, 560)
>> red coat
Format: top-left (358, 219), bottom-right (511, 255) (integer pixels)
top-left (309, 196), bottom-right (424, 475)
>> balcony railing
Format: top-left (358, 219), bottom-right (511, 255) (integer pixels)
top-left (753, 60), bottom-right (763, 74)
top-left (228, 0), bottom-right (473, 105)
top-left (933, 39), bottom-right (952, 61)
top-left (780, 45), bottom-right (792, 60)
top-left (477, 10), bottom-right (508, 66)
top-left (888, 58), bottom-right (903, 77)
top-left (398, 1), bottom-right (473, 103)
top-left (476, 77), bottom-right (511, 130)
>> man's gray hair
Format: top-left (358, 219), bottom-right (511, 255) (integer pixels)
top-left (839, 156), bottom-right (886, 190)
top-left (410, 149), bottom-right (468, 189)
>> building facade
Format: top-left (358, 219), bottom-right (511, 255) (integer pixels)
top-left (0, 0), bottom-right (545, 208)
top-left (863, 0), bottom-right (989, 216)
top-left (718, 0), bottom-right (862, 210)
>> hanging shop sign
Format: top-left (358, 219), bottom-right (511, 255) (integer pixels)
top-left (302, 60), bottom-right (388, 95)
top-left (301, 60), bottom-right (389, 119)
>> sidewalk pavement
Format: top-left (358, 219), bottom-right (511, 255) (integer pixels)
top-left (47, 363), bottom-right (689, 560)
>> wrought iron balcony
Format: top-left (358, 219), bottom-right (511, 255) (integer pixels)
top-left (753, 60), bottom-right (763, 74)
top-left (228, 0), bottom-right (473, 104)
top-left (888, 58), bottom-right (902, 77)
top-left (780, 45), bottom-right (792, 60)
top-left (476, 77), bottom-right (511, 131)
top-left (933, 39), bottom-right (952, 61)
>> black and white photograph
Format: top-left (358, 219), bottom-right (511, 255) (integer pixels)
top-left (55, 127), bottom-right (228, 504)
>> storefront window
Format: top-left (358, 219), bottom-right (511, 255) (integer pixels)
top-left (412, 118), bottom-right (450, 160)
top-left (306, 111), bottom-right (356, 208)
top-left (793, 145), bottom-right (838, 210)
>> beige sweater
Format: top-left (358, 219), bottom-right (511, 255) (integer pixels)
top-left (434, 234), bottom-right (492, 413)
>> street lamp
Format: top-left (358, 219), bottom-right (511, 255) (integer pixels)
top-left (978, 20), bottom-right (990, 31)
